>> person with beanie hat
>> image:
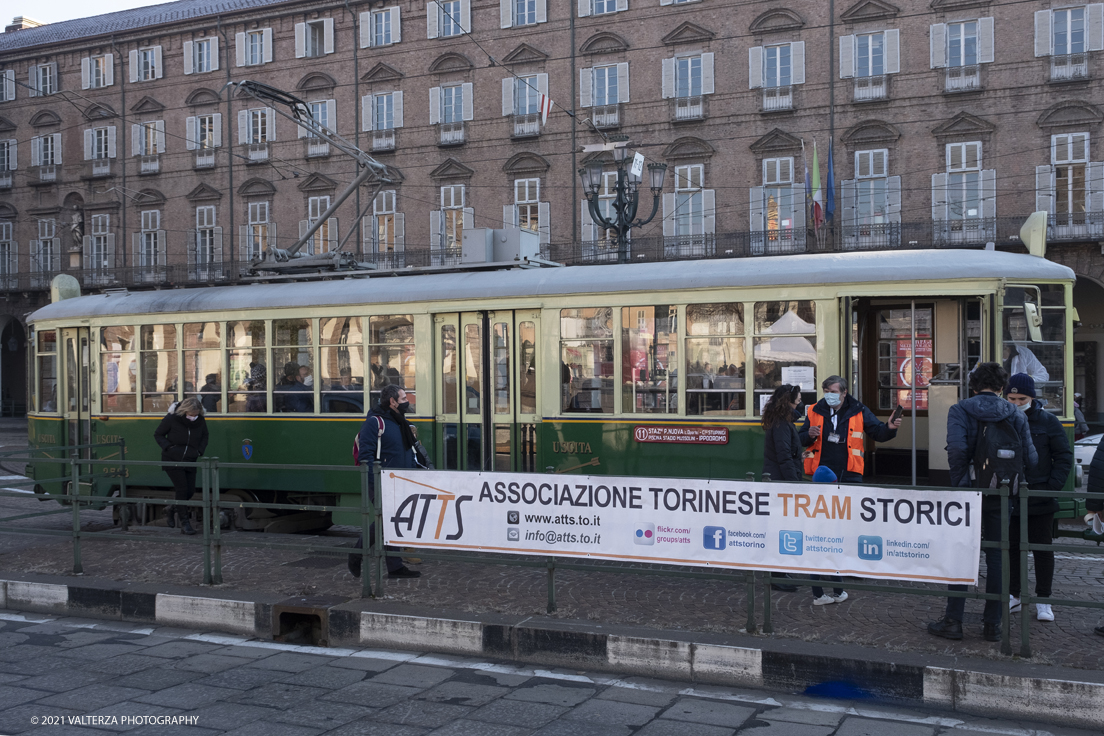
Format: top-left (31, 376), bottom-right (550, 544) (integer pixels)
top-left (1004, 373), bottom-right (1072, 623)
top-left (808, 466), bottom-right (848, 606)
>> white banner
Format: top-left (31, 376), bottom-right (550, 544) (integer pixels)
top-left (380, 471), bottom-right (982, 584)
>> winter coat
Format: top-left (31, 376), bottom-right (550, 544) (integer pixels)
top-left (763, 420), bottom-right (803, 482)
top-left (153, 412), bottom-right (209, 468)
top-left (1020, 401), bottom-right (1072, 515)
top-left (1086, 434), bottom-right (1104, 513)
top-left (799, 394), bottom-right (897, 477)
top-left (945, 391), bottom-right (1037, 494)
top-left (357, 408), bottom-right (416, 492)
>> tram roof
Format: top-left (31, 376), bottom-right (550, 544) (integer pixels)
top-left (28, 250), bottom-right (1076, 324)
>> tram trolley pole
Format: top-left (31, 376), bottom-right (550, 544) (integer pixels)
top-left (212, 457), bottom-right (223, 585)
top-left (70, 456), bottom-right (83, 575)
top-left (202, 459), bottom-right (212, 586)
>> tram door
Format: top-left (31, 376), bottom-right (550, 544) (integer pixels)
top-left (61, 328), bottom-right (91, 458)
top-left (435, 311), bottom-right (540, 472)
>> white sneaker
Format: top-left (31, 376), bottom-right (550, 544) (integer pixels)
top-left (1036, 603), bottom-right (1054, 622)
top-left (813, 594), bottom-right (836, 606)
top-left (832, 591), bottom-right (849, 604)
top-left (1009, 595), bottom-right (1021, 614)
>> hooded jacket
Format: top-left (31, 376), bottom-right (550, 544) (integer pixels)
top-left (946, 391), bottom-right (1037, 490)
top-left (153, 412), bottom-right (209, 465)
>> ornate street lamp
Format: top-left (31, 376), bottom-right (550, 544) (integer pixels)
top-left (578, 139), bottom-right (667, 264)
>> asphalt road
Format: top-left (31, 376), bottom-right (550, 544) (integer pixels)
top-left (0, 612), bottom-right (1097, 736)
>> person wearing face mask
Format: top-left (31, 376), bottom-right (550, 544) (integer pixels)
top-left (1003, 373), bottom-right (1071, 623)
top-left (349, 383), bottom-right (424, 581)
top-left (799, 375), bottom-right (902, 483)
top-left (152, 397), bottom-right (209, 536)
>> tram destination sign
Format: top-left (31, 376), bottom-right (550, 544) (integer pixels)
top-left (633, 425), bottom-right (729, 444)
top-left (380, 471), bottom-right (982, 584)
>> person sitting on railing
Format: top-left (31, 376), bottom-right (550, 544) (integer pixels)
top-left (152, 397), bottom-right (209, 536)
top-left (1004, 374), bottom-right (1071, 624)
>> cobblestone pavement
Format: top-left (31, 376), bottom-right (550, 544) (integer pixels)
top-left (0, 612), bottom-right (1098, 736)
top-left (2, 417), bottom-right (1103, 671)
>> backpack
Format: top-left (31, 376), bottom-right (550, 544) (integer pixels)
top-left (973, 418), bottom-right (1024, 492)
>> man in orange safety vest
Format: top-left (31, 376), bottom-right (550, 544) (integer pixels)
top-left (799, 375), bottom-right (902, 483)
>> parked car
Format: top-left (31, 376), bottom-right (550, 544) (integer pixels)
top-left (1074, 433), bottom-right (1102, 488)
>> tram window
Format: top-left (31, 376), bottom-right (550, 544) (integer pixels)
top-left (273, 318), bottom-right (314, 413)
top-left (519, 322), bottom-right (537, 415)
top-left (686, 304), bottom-right (745, 416)
top-left (227, 320), bottom-right (266, 413)
top-left (622, 306), bottom-right (677, 414)
top-left (753, 301), bottom-right (817, 414)
top-left (369, 315), bottom-right (415, 411)
top-left (1004, 285), bottom-right (1065, 412)
top-left (100, 326), bottom-right (137, 413)
top-left (184, 322), bottom-right (222, 413)
top-left (321, 317), bottom-right (365, 414)
top-left (140, 325), bottom-right (179, 414)
top-left (493, 323), bottom-right (510, 414)
top-left (36, 330), bottom-right (58, 413)
top-left (441, 325), bottom-right (457, 414)
top-left (560, 307), bottom-right (613, 413)
top-left (876, 308), bottom-right (933, 411)
top-left (464, 324), bottom-right (483, 415)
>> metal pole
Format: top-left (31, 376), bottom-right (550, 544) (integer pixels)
top-left (360, 463), bottom-right (372, 599)
top-left (201, 459), bottom-right (211, 586)
top-left (547, 558), bottom-right (556, 613)
top-left (70, 457), bottom-right (82, 574)
top-left (910, 300), bottom-right (917, 486)
top-left (372, 463), bottom-right (384, 598)
top-left (212, 457), bottom-right (222, 585)
top-left (1019, 488), bottom-right (1032, 657)
top-left (1000, 483), bottom-right (1012, 656)
top-left (745, 571), bottom-right (757, 634)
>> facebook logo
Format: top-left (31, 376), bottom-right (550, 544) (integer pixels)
top-left (858, 535), bottom-right (883, 560)
top-left (703, 526), bottom-right (726, 551)
top-left (779, 530), bottom-right (803, 556)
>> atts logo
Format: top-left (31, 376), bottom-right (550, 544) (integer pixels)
top-left (703, 526), bottom-right (726, 551)
top-left (634, 523), bottom-right (655, 545)
top-left (779, 530), bottom-right (803, 556)
top-left (858, 535), bottom-right (883, 560)
top-left (241, 439), bottom-right (253, 460)
top-left (389, 473), bottom-right (472, 542)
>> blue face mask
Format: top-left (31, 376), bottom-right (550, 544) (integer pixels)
top-left (824, 392), bottom-right (842, 408)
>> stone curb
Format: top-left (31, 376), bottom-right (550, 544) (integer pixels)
top-left (2, 575), bottom-right (1103, 729)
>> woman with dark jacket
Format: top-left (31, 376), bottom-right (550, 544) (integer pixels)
top-left (762, 384), bottom-right (804, 481)
top-left (153, 397), bottom-right (209, 535)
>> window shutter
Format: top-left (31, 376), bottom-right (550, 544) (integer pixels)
top-left (186, 117), bottom-right (197, 150)
top-left (460, 0), bottom-right (471, 33)
top-left (885, 29), bottom-right (900, 73)
top-left (841, 180), bottom-right (856, 240)
top-left (702, 190), bottom-right (716, 235)
top-left (263, 29), bottom-right (273, 62)
top-left (430, 211), bottom-right (442, 248)
top-left (578, 0), bottom-right (590, 18)
top-left (238, 110), bottom-right (249, 144)
top-left (579, 68), bottom-right (593, 107)
top-left (1035, 10), bottom-right (1052, 56)
top-left (31, 136), bottom-right (41, 166)
top-left (236, 32), bottom-right (247, 65)
top-left (211, 114), bottom-right (221, 147)
top-left (791, 183), bottom-right (805, 234)
top-left (1087, 162), bottom-right (1104, 212)
top-left (581, 200), bottom-right (597, 241)
top-left (502, 77), bottom-right (514, 116)
top-left (463, 207), bottom-right (474, 229)
top-left (1036, 164), bottom-right (1055, 213)
top-left (105, 233), bottom-right (115, 269)
top-left (83, 235), bottom-right (92, 268)
top-left (360, 12), bottom-right (372, 47)
top-left (394, 92), bottom-right (403, 128)
top-left (51, 134), bottom-right (61, 164)
top-left (107, 126), bottom-right (116, 158)
top-left (81, 57), bottom-right (91, 89)
top-left (1089, 4), bottom-right (1104, 51)
top-left (792, 42), bottom-right (805, 85)
top-left (390, 7), bottom-right (402, 42)
top-left (749, 187), bottom-right (764, 230)
top-left (615, 0), bottom-right (628, 11)
top-left (299, 219), bottom-right (310, 253)
top-left (153, 46), bottom-right (163, 78)
top-left (539, 202), bottom-right (550, 243)
top-left (266, 107), bottom-right (276, 141)
top-left (661, 58), bottom-right (675, 98)
top-left (187, 229), bottom-right (197, 268)
top-left (323, 18), bottom-right (335, 54)
top-left (701, 53), bottom-right (714, 95)
top-left (978, 18), bottom-right (994, 63)
top-left (394, 213), bottom-right (405, 251)
top-left (129, 50), bottom-right (139, 83)
top-left (298, 113), bottom-right (310, 138)
top-left (617, 62), bottom-right (629, 103)
top-left (429, 87), bottom-right (441, 124)
top-left (427, 1), bottom-right (439, 39)
top-left (295, 22), bottom-right (307, 58)
top-left (104, 54), bottom-right (114, 86)
top-left (211, 227), bottom-right (223, 264)
top-left (327, 217), bottom-right (338, 251)
top-left (839, 35), bottom-right (855, 78)
top-left (886, 175), bottom-right (902, 224)
top-left (661, 0), bottom-right (673, 5)
top-left (362, 95), bottom-right (374, 131)
top-left (209, 37), bottom-right (220, 71)
top-left (131, 124), bottom-right (141, 156)
top-left (930, 23), bottom-right (947, 68)
top-left (365, 215), bottom-right (377, 252)
top-left (662, 193), bottom-right (675, 237)
top-left (537, 73), bottom-right (548, 97)
top-left (155, 121), bottom-right (165, 154)
top-left (28, 67), bottom-right (38, 97)
top-left (500, 0), bottom-right (511, 28)
top-left (326, 100), bottom-right (337, 132)
top-left (4, 70), bottom-right (15, 100)
top-left (462, 82), bottom-right (474, 121)
top-left (536, 0), bottom-right (547, 23)
top-left (981, 169), bottom-right (996, 220)
top-left (83, 129), bottom-right (93, 160)
top-left (931, 172), bottom-right (949, 221)
top-left (238, 225), bottom-right (247, 261)
top-left (748, 47), bottom-right (764, 89)
top-left (504, 204), bottom-right (517, 228)
top-left (183, 41), bottom-right (194, 75)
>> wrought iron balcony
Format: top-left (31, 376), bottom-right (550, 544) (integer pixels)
top-left (1051, 52), bottom-right (1088, 82)
top-left (88, 159), bottom-right (112, 178)
top-left (1047, 212), bottom-right (1104, 241)
top-left (853, 75), bottom-right (887, 102)
top-left (0, 171), bottom-right (11, 188)
top-left (762, 86), bottom-right (793, 112)
top-left (591, 104), bottom-right (620, 129)
top-left (194, 150), bottom-right (216, 169)
top-left (138, 154), bottom-right (160, 174)
top-left (512, 113), bottom-right (540, 138)
top-left (371, 129), bottom-right (396, 151)
top-left (306, 137), bottom-right (329, 158)
top-left (945, 64), bottom-right (981, 92)
top-left (438, 122), bottom-right (465, 146)
top-left (31, 165), bottom-right (57, 184)
top-left (674, 95), bottom-right (704, 121)
top-left (246, 142), bottom-right (269, 162)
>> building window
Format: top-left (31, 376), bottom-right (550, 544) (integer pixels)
top-left (32, 63), bottom-right (56, 95)
top-left (196, 206), bottom-right (217, 266)
top-left (515, 0), bottom-right (536, 25)
top-left (306, 196), bottom-right (333, 254)
top-left (855, 150), bottom-right (888, 225)
top-left (91, 127), bottom-right (110, 159)
top-left (197, 115), bottom-right (216, 149)
top-left (138, 47), bottom-right (159, 81)
top-left (373, 9), bottom-right (393, 45)
top-left (763, 157), bottom-right (794, 231)
top-left (946, 142), bottom-right (982, 221)
top-left (560, 308), bottom-right (613, 413)
top-left (88, 55), bottom-right (110, 88)
top-left (674, 165), bottom-right (704, 236)
top-left (441, 0), bottom-right (464, 36)
top-left (246, 202), bottom-right (269, 260)
top-left (593, 0), bottom-right (618, 15)
top-left (685, 304), bottom-right (744, 416)
top-left (33, 134), bottom-right (58, 166)
top-left (374, 190), bottom-right (397, 253)
top-left (515, 178), bottom-right (540, 233)
top-left (88, 214), bottom-right (112, 273)
top-left (442, 84), bottom-right (464, 123)
top-left (764, 45), bottom-right (791, 88)
top-left (247, 30), bottom-right (265, 65)
top-left (0, 139), bottom-right (13, 184)
top-left (140, 325), bottom-right (179, 413)
top-left (0, 221), bottom-right (13, 282)
top-left (948, 21), bottom-right (978, 66)
top-left (441, 185), bottom-right (464, 249)
top-left (856, 33), bottom-right (884, 77)
top-left (374, 94), bottom-right (395, 130)
top-left (1053, 133), bottom-right (1089, 216)
top-left (139, 210), bottom-right (162, 270)
top-left (307, 20), bottom-right (326, 57)
top-left (593, 65), bottom-right (618, 105)
top-left (34, 219), bottom-right (59, 278)
top-left (1054, 7), bottom-right (1086, 55)
top-left (250, 109), bottom-right (269, 143)
top-left (1, 69), bottom-right (14, 102)
top-left (622, 305), bottom-right (677, 414)
top-left (676, 56), bottom-right (702, 97)
top-left (193, 38), bottom-right (215, 73)
top-left (515, 76), bottom-right (540, 114)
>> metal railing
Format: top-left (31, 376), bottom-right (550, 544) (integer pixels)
top-left (762, 86), bottom-right (793, 111)
top-left (0, 171), bottom-right (10, 188)
top-left (1048, 211), bottom-right (1104, 241)
top-left (591, 104), bottom-right (620, 129)
top-left (512, 113), bottom-right (540, 138)
top-left (246, 142), bottom-right (269, 162)
top-left (371, 129), bottom-right (396, 151)
top-left (34, 165), bottom-right (57, 183)
top-left (1051, 52), bottom-right (1088, 82)
top-left (674, 95), bottom-right (704, 121)
top-left (438, 122), bottom-right (465, 146)
top-left (945, 64), bottom-right (981, 92)
top-left (90, 159), bottom-right (112, 177)
top-left (139, 155), bottom-right (160, 174)
top-left (194, 150), bottom-right (216, 169)
top-left (853, 75), bottom-right (887, 101)
top-left (306, 138), bottom-right (330, 158)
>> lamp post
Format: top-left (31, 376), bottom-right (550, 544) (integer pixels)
top-left (579, 139), bottom-right (667, 264)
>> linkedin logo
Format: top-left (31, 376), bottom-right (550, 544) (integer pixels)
top-left (858, 535), bottom-right (883, 560)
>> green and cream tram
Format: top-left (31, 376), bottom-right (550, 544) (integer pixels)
top-left (26, 249), bottom-right (1076, 529)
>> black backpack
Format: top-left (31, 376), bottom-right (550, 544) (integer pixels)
top-left (973, 418), bottom-right (1024, 492)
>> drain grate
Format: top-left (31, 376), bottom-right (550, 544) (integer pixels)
top-left (282, 556), bottom-right (345, 569)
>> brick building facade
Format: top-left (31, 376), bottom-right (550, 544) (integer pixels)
top-left (0, 0), bottom-right (1103, 417)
